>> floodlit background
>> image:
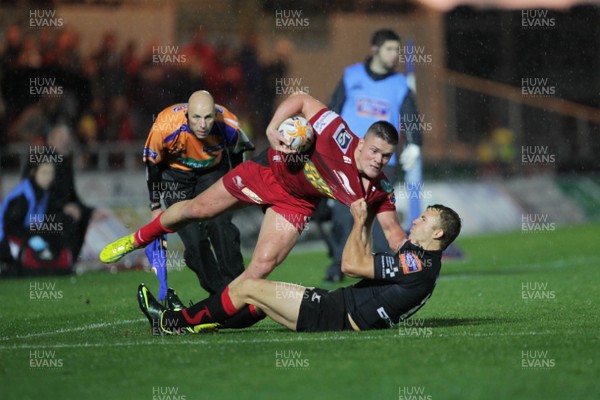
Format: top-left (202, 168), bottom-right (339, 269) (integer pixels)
top-left (2, 1), bottom-right (599, 259)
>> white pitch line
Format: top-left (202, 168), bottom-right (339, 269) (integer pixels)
top-left (0, 330), bottom-right (564, 350)
top-left (0, 318), bottom-right (145, 342)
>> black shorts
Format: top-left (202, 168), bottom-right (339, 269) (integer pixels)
top-left (296, 288), bottom-right (353, 332)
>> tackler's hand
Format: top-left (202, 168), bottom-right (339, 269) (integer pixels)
top-left (349, 199), bottom-right (368, 224)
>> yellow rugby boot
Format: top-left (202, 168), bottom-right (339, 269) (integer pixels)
top-left (185, 323), bottom-right (220, 334)
top-left (100, 233), bottom-right (137, 263)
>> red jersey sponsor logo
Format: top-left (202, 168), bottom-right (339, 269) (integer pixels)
top-left (312, 110), bottom-right (338, 134)
top-left (333, 125), bottom-right (353, 154)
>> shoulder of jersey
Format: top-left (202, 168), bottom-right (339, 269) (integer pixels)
top-left (345, 62), bottom-right (364, 73)
top-left (171, 103), bottom-right (188, 113)
top-left (215, 104), bottom-right (240, 129)
top-left (152, 104), bottom-right (187, 135)
top-left (312, 109), bottom-right (340, 134)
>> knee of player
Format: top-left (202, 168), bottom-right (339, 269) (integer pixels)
top-left (237, 278), bottom-right (258, 294)
top-left (185, 200), bottom-right (208, 220)
top-left (233, 278), bottom-right (261, 303)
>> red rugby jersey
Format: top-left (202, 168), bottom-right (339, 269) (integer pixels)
top-left (269, 108), bottom-right (396, 214)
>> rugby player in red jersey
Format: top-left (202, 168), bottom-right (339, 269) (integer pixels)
top-left (102, 92), bottom-right (407, 328)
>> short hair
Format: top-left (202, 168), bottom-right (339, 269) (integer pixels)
top-left (371, 29), bottom-right (401, 47)
top-left (365, 121), bottom-right (399, 146)
top-left (427, 204), bottom-right (462, 251)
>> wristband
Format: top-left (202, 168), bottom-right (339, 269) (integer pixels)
top-left (149, 203), bottom-right (161, 211)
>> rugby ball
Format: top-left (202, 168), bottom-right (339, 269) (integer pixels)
top-left (278, 116), bottom-right (314, 152)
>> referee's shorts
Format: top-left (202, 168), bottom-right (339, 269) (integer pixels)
top-left (296, 288), bottom-right (353, 332)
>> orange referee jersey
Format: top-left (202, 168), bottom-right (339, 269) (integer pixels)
top-left (143, 103), bottom-right (251, 172)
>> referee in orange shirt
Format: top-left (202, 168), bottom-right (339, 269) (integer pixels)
top-left (143, 91), bottom-right (253, 295)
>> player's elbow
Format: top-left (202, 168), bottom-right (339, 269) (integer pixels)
top-left (289, 91), bottom-right (310, 100)
top-left (289, 92), bottom-right (315, 110)
top-left (342, 252), bottom-right (373, 278)
top-left (341, 259), bottom-right (361, 278)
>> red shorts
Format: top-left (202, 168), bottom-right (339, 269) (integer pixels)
top-left (222, 160), bottom-right (317, 233)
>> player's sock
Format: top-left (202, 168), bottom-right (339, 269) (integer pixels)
top-left (162, 286), bottom-right (239, 327)
top-left (220, 304), bottom-right (266, 329)
top-left (134, 212), bottom-right (174, 246)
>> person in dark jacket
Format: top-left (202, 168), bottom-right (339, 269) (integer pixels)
top-left (0, 161), bottom-right (73, 276)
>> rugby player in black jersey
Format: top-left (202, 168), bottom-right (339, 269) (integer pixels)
top-left (137, 199), bottom-right (461, 334)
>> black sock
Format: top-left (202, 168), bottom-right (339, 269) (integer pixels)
top-left (162, 290), bottom-right (235, 328)
top-left (220, 305), bottom-right (266, 329)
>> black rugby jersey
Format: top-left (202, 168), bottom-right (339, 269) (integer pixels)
top-left (342, 241), bottom-right (442, 330)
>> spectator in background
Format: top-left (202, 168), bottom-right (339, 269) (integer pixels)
top-left (1, 24), bottom-right (90, 144)
top-left (183, 29), bottom-right (221, 97)
top-left (133, 41), bottom-right (177, 138)
top-left (37, 28), bottom-right (54, 66)
top-left (122, 40), bottom-right (140, 77)
top-left (1, 24), bottom-right (22, 69)
top-left (18, 125), bottom-right (96, 265)
top-left (121, 39), bottom-right (141, 100)
top-left (0, 162), bottom-right (73, 276)
top-left (219, 43), bottom-right (244, 110)
top-left (8, 95), bottom-right (65, 144)
top-left (94, 32), bottom-right (126, 101)
top-left (238, 33), bottom-right (263, 141)
top-left (0, 24), bottom-right (279, 168)
top-left (0, 25), bottom-right (20, 147)
top-left (16, 33), bottom-right (43, 68)
top-left (50, 28), bottom-right (82, 72)
top-left (257, 38), bottom-right (291, 151)
top-left (51, 28), bottom-right (91, 127)
top-left (1, 24), bottom-right (28, 126)
top-left (45, 124), bottom-right (96, 263)
top-left (238, 33), bottom-right (263, 103)
top-left (76, 58), bottom-right (102, 149)
top-left (97, 95), bottom-right (135, 142)
top-left (476, 119), bottom-right (516, 178)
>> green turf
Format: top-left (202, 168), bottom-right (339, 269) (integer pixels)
top-left (1, 224), bottom-right (599, 400)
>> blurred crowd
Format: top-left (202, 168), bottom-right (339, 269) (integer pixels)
top-left (476, 119), bottom-right (517, 177)
top-left (0, 24), bottom-right (291, 165)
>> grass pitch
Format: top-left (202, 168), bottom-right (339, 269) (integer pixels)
top-left (1, 223), bottom-right (598, 400)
